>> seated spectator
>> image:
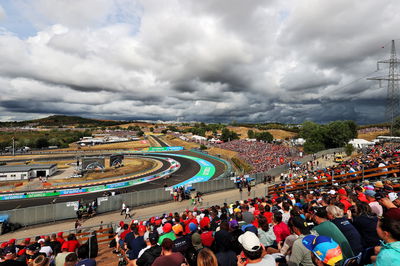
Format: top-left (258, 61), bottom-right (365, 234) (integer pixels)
top-left (326, 205), bottom-right (363, 255)
top-left (197, 248), bottom-right (218, 266)
top-left (257, 217), bottom-right (276, 248)
top-left (214, 227), bottom-right (237, 266)
top-left (152, 238), bottom-right (187, 266)
top-left (126, 226), bottom-right (146, 261)
top-left (374, 215), bottom-right (400, 266)
top-left (287, 216), bottom-right (313, 266)
top-left (38, 238), bottom-right (52, 257)
top-left (54, 245), bottom-right (73, 266)
top-left (49, 234), bottom-right (61, 256)
top-left (76, 245), bottom-right (96, 266)
top-left (237, 231), bottom-right (275, 265)
top-left (302, 235), bottom-right (343, 266)
top-left (365, 190), bottom-right (383, 217)
top-left (64, 253), bottom-right (78, 266)
top-left (56, 232), bottom-right (65, 246)
top-left (311, 207), bottom-right (353, 262)
top-left (136, 232), bottom-right (161, 266)
top-left (351, 201), bottom-right (380, 249)
top-left (158, 223), bottom-right (176, 245)
top-left (63, 234), bottom-right (80, 253)
top-left (272, 212), bottom-right (290, 248)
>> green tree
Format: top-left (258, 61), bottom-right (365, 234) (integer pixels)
top-left (393, 117), bottom-right (400, 136)
top-left (137, 130), bottom-right (144, 137)
top-left (247, 129), bottom-right (255, 139)
top-left (304, 141), bottom-right (325, 154)
top-left (345, 143), bottom-right (355, 156)
top-left (200, 144), bottom-right (207, 150)
top-left (255, 131), bottom-right (273, 142)
top-left (36, 137), bottom-right (49, 148)
top-left (220, 128), bottom-right (239, 142)
top-left (150, 127), bottom-right (154, 132)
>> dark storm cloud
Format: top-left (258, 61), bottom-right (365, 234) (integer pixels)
top-left (0, 0), bottom-right (398, 123)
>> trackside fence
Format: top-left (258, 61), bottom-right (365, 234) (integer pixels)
top-left (0, 148), bottom-right (343, 227)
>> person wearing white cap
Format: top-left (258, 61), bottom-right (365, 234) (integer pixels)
top-left (237, 231), bottom-right (275, 265)
top-left (388, 192), bottom-right (400, 208)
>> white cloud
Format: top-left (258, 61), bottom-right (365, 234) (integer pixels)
top-left (0, 0), bottom-right (398, 123)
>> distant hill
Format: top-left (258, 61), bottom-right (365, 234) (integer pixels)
top-left (0, 115), bottom-right (122, 128)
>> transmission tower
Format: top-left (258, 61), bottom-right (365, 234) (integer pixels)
top-left (368, 40), bottom-right (400, 135)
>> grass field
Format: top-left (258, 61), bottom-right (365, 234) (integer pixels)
top-left (64, 140), bottom-right (150, 151)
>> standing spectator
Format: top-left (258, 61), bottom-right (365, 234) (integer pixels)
top-left (121, 202), bottom-right (127, 216)
top-left (197, 248), bottom-right (218, 266)
top-left (125, 207), bottom-right (133, 219)
top-left (152, 238), bottom-right (187, 266)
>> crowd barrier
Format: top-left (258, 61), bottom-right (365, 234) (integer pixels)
top-left (0, 148), bottom-right (343, 227)
top-left (268, 164), bottom-right (400, 194)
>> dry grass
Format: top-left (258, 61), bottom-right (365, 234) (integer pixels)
top-left (224, 127), bottom-right (297, 140)
top-left (358, 130), bottom-right (389, 141)
top-left (163, 135), bottom-right (200, 149)
top-left (63, 140), bottom-right (149, 151)
top-left (267, 129), bottom-right (298, 140)
top-left (207, 147), bottom-right (238, 159)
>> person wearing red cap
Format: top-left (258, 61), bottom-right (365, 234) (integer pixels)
top-left (337, 188), bottom-right (352, 212)
top-left (200, 218), bottom-right (215, 248)
top-left (158, 223), bottom-right (176, 245)
top-left (56, 232), bottom-right (65, 245)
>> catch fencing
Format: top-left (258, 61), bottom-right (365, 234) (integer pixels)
top-left (0, 148), bottom-right (342, 227)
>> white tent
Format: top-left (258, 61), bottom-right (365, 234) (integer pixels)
top-left (348, 138), bottom-right (374, 149)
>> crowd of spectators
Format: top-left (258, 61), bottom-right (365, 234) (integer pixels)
top-left (106, 179), bottom-right (400, 266)
top-left (216, 140), bottom-right (299, 174)
top-left (0, 231), bottom-right (98, 265)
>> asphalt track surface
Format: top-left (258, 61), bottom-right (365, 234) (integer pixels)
top-left (0, 153), bottom-right (201, 210)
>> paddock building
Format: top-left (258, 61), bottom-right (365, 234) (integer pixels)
top-left (0, 164), bottom-right (58, 181)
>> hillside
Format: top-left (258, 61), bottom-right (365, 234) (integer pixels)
top-left (0, 115), bottom-right (122, 128)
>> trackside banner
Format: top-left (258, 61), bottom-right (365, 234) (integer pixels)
top-left (148, 146), bottom-right (184, 151)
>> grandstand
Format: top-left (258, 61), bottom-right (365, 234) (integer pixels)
top-left (1, 143), bottom-right (399, 265)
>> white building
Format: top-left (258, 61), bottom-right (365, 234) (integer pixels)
top-left (0, 164), bottom-right (58, 181)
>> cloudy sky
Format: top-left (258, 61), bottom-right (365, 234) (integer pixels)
top-left (0, 0), bottom-right (398, 124)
